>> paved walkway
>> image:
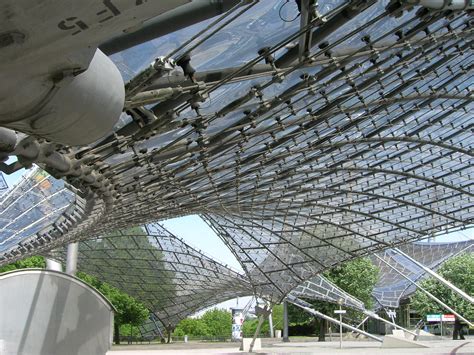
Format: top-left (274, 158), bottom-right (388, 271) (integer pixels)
top-left (107, 337), bottom-right (473, 354)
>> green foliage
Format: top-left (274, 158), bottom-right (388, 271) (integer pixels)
top-left (201, 308), bottom-right (232, 336)
top-left (242, 318), bottom-right (269, 337)
top-left (76, 271), bottom-right (149, 327)
top-left (77, 271), bottom-right (149, 344)
top-left (288, 257), bottom-right (379, 332)
top-left (84, 226), bottom-right (176, 312)
top-left (0, 256), bottom-right (45, 273)
top-left (120, 323), bottom-right (135, 337)
top-left (174, 318), bottom-right (210, 337)
top-left (174, 306), bottom-right (282, 338)
top-left (271, 304), bottom-right (283, 330)
top-left (174, 308), bottom-right (234, 337)
top-left (410, 252), bottom-right (474, 320)
top-left (324, 257), bottom-right (379, 310)
top-left (241, 305), bottom-right (284, 337)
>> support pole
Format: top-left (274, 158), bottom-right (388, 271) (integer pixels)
top-left (99, 0), bottom-right (241, 55)
top-left (298, 0), bottom-right (313, 62)
top-left (374, 255), bottom-right (473, 327)
top-left (46, 258), bottom-right (62, 272)
top-left (283, 300), bottom-right (290, 342)
top-left (353, 316), bottom-right (370, 332)
top-left (166, 324), bottom-right (172, 344)
top-left (151, 315), bottom-right (165, 341)
top-left (338, 304), bottom-right (343, 349)
top-left (249, 311), bottom-right (266, 352)
top-left (394, 248), bottom-right (474, 304)
top-left (66, 242), bottom-right (79, 276)
top-left (268, 311), bottom-right (274, 338)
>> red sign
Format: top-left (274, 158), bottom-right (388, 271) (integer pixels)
top-left (441, 314), bottom-right (455, 322)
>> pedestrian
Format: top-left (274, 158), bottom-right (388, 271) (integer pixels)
top-left (453, 318), bottom-right (466, 340)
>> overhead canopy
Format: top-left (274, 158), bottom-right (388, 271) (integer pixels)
top-left (0, 0), bottom-right (473, 303)
top-left (52, 223), bottom-right (252, 329)
top-left (372, 240), bottom-right (474, 308)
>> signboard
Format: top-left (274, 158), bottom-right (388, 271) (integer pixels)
top-left (426, 314), bottom-right (441, 322)
top-left (334, 310), bottom-right (346, 314)
top-left (442, 314), bottom-right (455, 322)
top-left (231, 308), bottom-right (244, 341)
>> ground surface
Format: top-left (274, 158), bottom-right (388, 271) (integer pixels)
top-left (107, 336), bottom-right (473, 354)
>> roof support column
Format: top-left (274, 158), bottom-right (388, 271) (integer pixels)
top-left (66, 242), bottom-right (79, 276)
top-left (268, 310), bottom-right (274, 338)
top-left (283, 300), bottom-right (290, 342)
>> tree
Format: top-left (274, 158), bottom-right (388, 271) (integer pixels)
top-left (185, 305), bottom-right (282, 339)
top-left (242, 318), bottom-right (269, 337)
top-left (173, 318), bottom-right (210, 337)
top-left (241, 304), bottom-right (283, 337)
top-left (325, 257), bottom-right (378, 309)
top-left (288, 257), bottom-right (379, 341)
top-left (410, 253), bottom-right (474, 321)
top-left (173, 309), bottom-right (231, 338)
top-left (172, 308), bottom-right (237, 339)
top-left (76, 272), bottom-right (149, 344)
top-left (271, 304), bottom-right (284, 331)
top-left (201, 309), bottom-right (232, 337)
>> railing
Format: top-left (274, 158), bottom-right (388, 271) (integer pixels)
top-left (118, 335), bottom-right (238, 344)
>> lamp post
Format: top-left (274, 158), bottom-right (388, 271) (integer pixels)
top-left (334, 298), bottom-right (345, 349)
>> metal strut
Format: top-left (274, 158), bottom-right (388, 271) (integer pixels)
top-left (286, 296), bottom-right (383, 342)
top-left (394, 248), bottom-right (474, 304)
top-left (374, 254), bottom-right (473, 327)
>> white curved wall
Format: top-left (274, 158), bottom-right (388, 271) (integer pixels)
top-left (0, 269), bottom-right (114, 355)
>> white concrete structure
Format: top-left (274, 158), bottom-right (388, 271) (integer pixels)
top-left (0, 269), bottom-right (114, 355)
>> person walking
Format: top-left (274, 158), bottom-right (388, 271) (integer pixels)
top-left (453, 318), bottom-right (466, 340)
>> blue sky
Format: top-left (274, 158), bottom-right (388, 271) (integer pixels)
top-left (161, 215), bottom-right (242, 271)
top-left (1, 157), bottom-right (24, 192)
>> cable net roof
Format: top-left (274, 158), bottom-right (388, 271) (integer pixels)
top-left (289, 274), bottom-right (366, 311)
top-left (52, 220), bottom-right (370, 335)
top-left (371, 240), bottom-right (473, 308)
top-left (53, 223), bottom-right (252, 329)
top-left (0, 0), bottom-right (473, 304)
top-left (0, 168), bottom-right (74, 253)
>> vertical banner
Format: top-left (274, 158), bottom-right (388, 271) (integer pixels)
top-left (231, 308), bottom-right (244, 341)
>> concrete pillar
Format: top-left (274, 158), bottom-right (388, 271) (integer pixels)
top-left (66, 242), bottom-right (79, 276)
top-left (283, 300), bottom-right (290, 342)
